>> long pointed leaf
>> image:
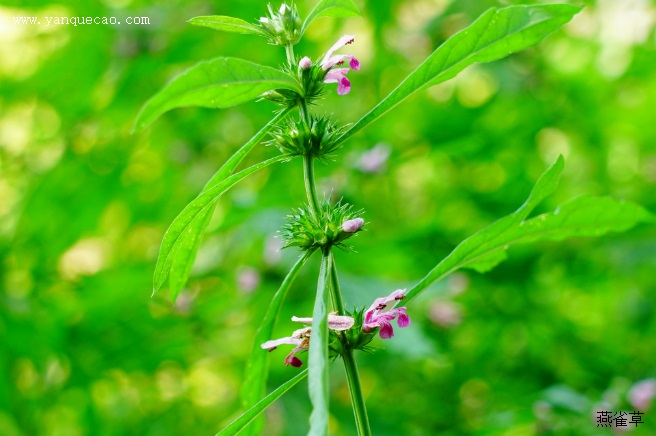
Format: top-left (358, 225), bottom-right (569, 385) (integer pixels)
top-left (216, 370), bottom-right (308, 436)
top-left (168, 109), bottom-right (291, 301)
top-left (134, 58), bottom-right (301, 131)
top-left (309, 251), bottom-right (332, 436)
top-left (240, 250), bottom-right (315, 436)
top-left (301, 0), bottom-right (361, 37)
top-left (405, 158), bottom-right (653, 304)
top-left (188, 16), bottom-right (268, 37)
top-left (337, 4), bottom-right (581, 145)
top-left (153, 155), bottom-right (290, 294)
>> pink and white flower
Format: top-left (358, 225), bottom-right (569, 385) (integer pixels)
top-left (321, 34), bottom-right (360, 95)
top-left (261, 313), bottom-right (355, 367)
top-left (363, 289), bottom-right (411, 339)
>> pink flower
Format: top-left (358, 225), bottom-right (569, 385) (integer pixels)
top-left (629, 379), bottom-right (656, 410)
top-left (261, 313), bottom-right (355, 367)
top-left (342, 217), bottom-right (364, 233)
top-left (363, 289), bottom-right (411, 339)
top-left (428, 301), bottom-right (462, 328)
top-left (321, 35), bottom-right (360, 95)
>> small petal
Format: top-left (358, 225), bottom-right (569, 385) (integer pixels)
top-left (289, 356), bottom-right (303, 367)
top-left (321, 35), bottom-right (355, 67)
top-left (378, 321), bottom-right (394, 339)
top-left (322, 54), bottom-right (356, 70)
top-left (327, 314), bottom-right (355, 331)
top-left (299, 56), bottom-right (312, 70)
top-left (396, 307), bottom-right (411, 328)
top-left (349, 57), bottom-right (360, 70)
top-left (261, 336), bottom-right (301, 350)
top-left (337, 76), bottom-right (351, 95)
top-left (292, 316), bottom-right (312, 324)
top-left (364, 310), bottom-right (374, 326)
top-left (259, 17), bottom-right (269, 24)
top-left (324, 68), bottom-right (349, 84)
top-left (291, 327), bottom-right (312, 338)
top-left (279, 3), bottom-right (288, 14)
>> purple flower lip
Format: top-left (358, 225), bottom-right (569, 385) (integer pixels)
top-left (363, 289), bottom-right (411, 339)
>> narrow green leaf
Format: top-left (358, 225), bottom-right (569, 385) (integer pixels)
top-left (133, 58), bottom-right (301, 131)
top-left (338, 4), bottom-right (581, 145)
top-left (216, 369), bottom-right (308, 436)
top-left (301, 0), bottom-right (361, 36)
top-left (405, 157), bottom-right (653, 305)
top-left (168, 109), bottom-right (291, 301)
top-left (308, 251), bottom-right (332, 436)
top-left (188, 16), bottom-right (268, 37)
top-left (153, 155), bottom-right (290, 294)
top-left (240, 250), bottom-right (314, 436)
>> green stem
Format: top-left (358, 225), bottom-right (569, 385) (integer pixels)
top-left (342, 348), bottom-right (371, 436)
top-left (329, 254), bottom-right (372, 436)
top-left (285, 44), bottom-right (295, 65)
top-left (303, 153), bottom-right (321, 218)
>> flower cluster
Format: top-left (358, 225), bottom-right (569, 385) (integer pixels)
top-left (258, 3), bottom-right (301, 45)
top-left (280, 199), bottom-right (364, 251)
top-left (262, 290), bottom-right (411, 367)
top-left (298, 34), bottom-right (361, 96)
top-left (261, 314), bottom-right (354, 367)
top-left (266, 115), bottom-right (347, 158)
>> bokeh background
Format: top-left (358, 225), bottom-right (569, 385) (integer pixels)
top-left (2, 0), bottom-right (656, 434)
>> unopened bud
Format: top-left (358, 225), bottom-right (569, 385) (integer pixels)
top-left (342, 218), bottom-right (364, 233)
top-left (299, 56), bottom-right (312, 70)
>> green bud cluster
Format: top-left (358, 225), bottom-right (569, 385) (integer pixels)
top-left (280, 199), bottom-right (364, 250)
top-left (262, 62), bottom-right (326, 109)
top-left (258, 3), bottom-right (301, 46)
top-left (267, 116), bottom-right (347, 159)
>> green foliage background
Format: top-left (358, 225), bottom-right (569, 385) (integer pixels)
top-left (1, 0), bottom-right (655, 434)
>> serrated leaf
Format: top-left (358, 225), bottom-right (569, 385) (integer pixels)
top-left (301, 0), bottom-right (361, 36)
top-left (338, 4), bottom-right (581, 144)
top-left (168, 109), bottom-right (291, 301)
top-left (216, 370), bottom-right (308, 436)
top-left (308, 252), bottom-right (332, 436)
top-left (133, 58), bottom-right (301, 131)
top-left (240, 250), bottom-right (314, 436)
top-left (188, 16), bottom-right (268, 37)
top-left (405, 157), bottom-right (653, 304)
top-left (153, 155), bottom-right (289, 294)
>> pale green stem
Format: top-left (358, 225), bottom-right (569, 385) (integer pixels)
top-left (303, 153), bottom-right (321, 218)
top-left (329, 254), bottom-right (372, 436)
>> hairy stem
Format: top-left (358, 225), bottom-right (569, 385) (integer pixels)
top-left (303, 153), bottom-right (321, 218)
top-left (329, 254), bottom-right (372, 436)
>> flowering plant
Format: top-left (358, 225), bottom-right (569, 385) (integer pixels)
top-left (134, 1), bottom-right (652, 434)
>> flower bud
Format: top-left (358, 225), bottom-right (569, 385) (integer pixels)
top-left (258, 3), bottom-right (301, 45)
top-left (342, 218), bottom-right (364, 233)
top-left (299, 56), bottom-right (312, 70)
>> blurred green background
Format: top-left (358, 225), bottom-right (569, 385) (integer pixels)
top-left (2, 0), bottom-right (655, 434)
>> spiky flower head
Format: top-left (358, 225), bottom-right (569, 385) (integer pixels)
top-left (267, 116), bottom-right (347, 159)
top-left (280, 199), bottom-right (364, 251)
top-left (258, 3), bottom-right (301, 46)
